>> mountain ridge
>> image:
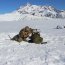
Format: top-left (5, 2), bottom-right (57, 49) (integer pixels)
top-left (17, 3), bottom-right (65, 18)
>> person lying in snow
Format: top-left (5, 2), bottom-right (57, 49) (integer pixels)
top-left (11, 26), bottom-right (47, 44)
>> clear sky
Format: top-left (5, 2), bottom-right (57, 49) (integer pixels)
top-left (0, 0), bottom-right (65, 14)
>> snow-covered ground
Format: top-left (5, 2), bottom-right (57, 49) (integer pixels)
top-left (0, 18), bottom-right (65, 65)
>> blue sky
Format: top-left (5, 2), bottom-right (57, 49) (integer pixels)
top-left (0, 0), bottom-right (65, 14)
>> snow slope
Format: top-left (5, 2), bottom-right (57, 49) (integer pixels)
top-left (0, 11), bottom-right (20, 21)
top-left (0, 18), bottom-right (65, 65)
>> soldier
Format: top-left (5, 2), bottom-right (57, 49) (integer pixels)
top-left (11, 26), bottom-right (44, 44)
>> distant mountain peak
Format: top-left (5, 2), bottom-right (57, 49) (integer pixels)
top-left (17, 4), bottom-right (65, 18)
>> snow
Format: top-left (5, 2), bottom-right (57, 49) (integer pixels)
top-left (0, 17), bottom-right (65, 65)
top-left (0, 11), bottom-right (20, 21)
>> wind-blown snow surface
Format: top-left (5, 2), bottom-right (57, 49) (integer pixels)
top-left (0, 18), bottom-right (65, 65)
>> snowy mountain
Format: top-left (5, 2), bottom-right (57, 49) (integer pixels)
top-left (18, 3), bottom-right (65, 18)
top-left (0, 3), bottom-right (65, 21)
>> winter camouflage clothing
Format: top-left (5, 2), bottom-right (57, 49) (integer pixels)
top-left (29, 32), bottom-right (43, 44)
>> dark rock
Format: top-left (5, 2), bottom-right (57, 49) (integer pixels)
top-left (56, 25), bottom-right (62, 29)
